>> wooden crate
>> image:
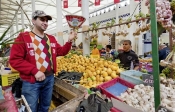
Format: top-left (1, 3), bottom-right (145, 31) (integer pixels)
top-left (54, 85), bottom-right (76, 100)
top-left (51, 78), bottom-right (85, 112)
top-left (54, 78), bottom-right (84, 100)
top-left (51, 94), bottom-right (84, 112)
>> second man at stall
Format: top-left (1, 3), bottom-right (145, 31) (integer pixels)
top-left (117, 40), bottom-right (139, 70)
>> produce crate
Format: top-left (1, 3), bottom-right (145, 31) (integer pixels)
top-left (51, 94), bottom-right (84, 112)
top-left (1, 73), bottom-right (19, 87)
top-left (97, 77), bottom-right (134, 101)
top-left (52, 78), bottom-right (85, 112)
top-left (120, 70), bottom-right (143, 85)
top-left (110, 107), bottom-right (121, 112)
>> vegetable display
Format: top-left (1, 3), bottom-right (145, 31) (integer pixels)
top-left (118, 77), bottom-right (175, 112)
top-left (56, 54), bottom-right (122, 88)
top-left (145, 0), bottom-right (172, 29)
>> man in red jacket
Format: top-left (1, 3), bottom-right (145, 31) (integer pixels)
top-left (9, 10), bottom-right (77, 112)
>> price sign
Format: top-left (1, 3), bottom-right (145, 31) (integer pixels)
top-left (156, 105), bottom-right (173, 112)
top-left (142, 74), bottom-right (154, 86)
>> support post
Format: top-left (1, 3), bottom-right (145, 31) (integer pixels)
top-left (82, 0), bottom-right (90, 56)
top-left (56, 0), bottom-right (64, 45)
top-left (32, 0), bottom-right (35, 12)
top-left (150, 0), bottom-right (161, 110)
top-left (115, 4), bottom-right (119, 50)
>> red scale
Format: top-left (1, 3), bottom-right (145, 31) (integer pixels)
top-left (65, 15), bottom-right (86, 45)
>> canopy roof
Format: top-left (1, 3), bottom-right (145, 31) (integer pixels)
top-left (0, 0), bottom-right (129, 35)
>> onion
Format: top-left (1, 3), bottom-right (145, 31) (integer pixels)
top-left (145, 0), bottom-right (172, 29)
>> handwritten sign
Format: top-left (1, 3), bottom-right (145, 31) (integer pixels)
top-left (142, 74), bottom-right (154, 86)
top-left (156, 105), bottom-right (173, 112)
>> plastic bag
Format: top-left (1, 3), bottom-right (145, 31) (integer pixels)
top-left (0, 91), bottom-right (18, 112)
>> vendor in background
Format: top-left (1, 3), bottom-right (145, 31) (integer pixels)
top-left (71, 45), bottom-right (77, 51)
top-left (117, 40), bottom-right (139, 70)
top-left (100, 48), bottom-right (106, 57)
top-left (159, 43), bottom-right (170, 72)
top-left (105, 45), bottom-right (113, 58)
top-left (105, 45), bottom-right (118, 61)
top-left (91, 44), bottom-right (100, 55)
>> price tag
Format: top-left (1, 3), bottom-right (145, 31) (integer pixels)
top-left (156, 105), bottom-right (173, 112)
top-left (142, 74), bottom-right (154, 86)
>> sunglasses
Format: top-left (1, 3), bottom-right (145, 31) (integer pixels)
top-left (38, 17), bottom-right (48, 22)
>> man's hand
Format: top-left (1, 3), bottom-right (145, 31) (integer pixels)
top-left (134, 66), bottom-right (140, 71)
top-left (68, 31), bottom-right (77, 42)
top-left (35, 71), bottom-right (45, 81)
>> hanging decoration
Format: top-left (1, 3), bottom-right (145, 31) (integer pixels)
top-left (114, 0), bottom-right (120, 4)
top-left (95, 0), bottom-right (100, 6)
top-left (88, 22), bottom-right (100, 34)
top-left (105, 18), bottom-right (116, 31)
top-left (115, 18), bottom-right (129, 37)
top-left (78, 0), bottom-right (81, 7)
top-left (101, 18), bottom-right (116, 37)
top-left (133, 13), bottom-right (150, 36)
top-left (63, 0), bottom-right (68, 8)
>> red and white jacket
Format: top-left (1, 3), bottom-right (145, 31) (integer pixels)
top-left (9, 32), bottom-right (71, 83)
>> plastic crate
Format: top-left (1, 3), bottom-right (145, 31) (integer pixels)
top-left (97, 77), bottom-right (134, 101)
top-left (110, 107), bottom-right (121, 112)
top-left (1, 73), bottom-right (19, 87)
top-left (120, 70), bottom-right (143, 85)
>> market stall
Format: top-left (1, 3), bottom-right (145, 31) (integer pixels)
top-left (1, 0), bottom-right (175, 111)
top-left (52, 0), bottom-right (175, 111)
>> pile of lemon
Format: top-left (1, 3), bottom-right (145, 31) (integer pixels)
top-left (57, 54), bottom-right (122, 88)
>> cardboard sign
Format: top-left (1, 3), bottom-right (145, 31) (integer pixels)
top-left (142, 74), bottom-right (154, 86)
top-left (156, 105), bottom-right (173, 112)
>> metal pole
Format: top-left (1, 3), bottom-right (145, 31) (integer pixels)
top-left (21, 2), bottom-right (24, 29)
top-left (149, 0), bottom-right (161, 110)
top-left (56, 0), bottom-right (64, 45)
top-left (10, 0), bottom-right (24, 26)
top-left (169, 29), bottom-right (173, 50)
top-left (78, 17), bottom-right (150, 33)
top-left (16, 16), bottom-right (19, 32)
top-left (32, 0), bottom-right (35, 12)
top-left (82, 0), bottom-right (90, 56)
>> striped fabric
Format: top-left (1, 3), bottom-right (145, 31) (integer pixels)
top-left (29, 32), bottom-right (53, 72)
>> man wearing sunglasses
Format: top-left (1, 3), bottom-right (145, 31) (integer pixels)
top-left (9, 10), bottom-right (77, 112)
